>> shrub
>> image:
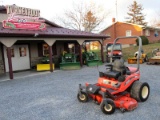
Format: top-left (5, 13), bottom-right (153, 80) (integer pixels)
top-left (136, 36), bottom-right (149, 46)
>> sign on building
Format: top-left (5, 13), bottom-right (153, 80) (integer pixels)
top-left (2, 5), bottom-right (46, 30)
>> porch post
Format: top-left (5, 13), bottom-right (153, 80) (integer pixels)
top-left (77, 39), bottom-right (85, 67)
top-left (0, 38), bottom-right (17, 79)
top-left (99, 39), bottom-right (104, 63)
top-left (44, 39), bottom-right (56, 72)
top-left (49, 46), bottom-right (53, 72)
top-left (7, 47), bottom-right (13, 79)
top-left (79, 45), bottom-right (83, 66)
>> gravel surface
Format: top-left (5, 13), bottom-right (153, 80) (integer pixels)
top-left (0, 63), bottom-right (159, 120)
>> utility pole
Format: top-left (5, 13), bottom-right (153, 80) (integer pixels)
top-left (115, 0), bottom-right (118, 21)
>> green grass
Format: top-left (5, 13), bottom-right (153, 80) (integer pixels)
top-left (122, 43), bottom-right (160, 60)
top-left (88, 43), bottom-right (160, 61)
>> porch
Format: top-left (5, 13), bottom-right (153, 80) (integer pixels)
top-left (0, 70), bottom-right (54, 82)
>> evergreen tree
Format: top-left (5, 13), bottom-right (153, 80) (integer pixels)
top-left (126, 1), bottom-right (147, 26)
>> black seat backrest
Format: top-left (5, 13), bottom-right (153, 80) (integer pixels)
top-left (112, 59), bottom-right (126, 74)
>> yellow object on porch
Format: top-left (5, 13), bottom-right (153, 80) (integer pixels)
top-left (37, 64), bottom-right (54, 71)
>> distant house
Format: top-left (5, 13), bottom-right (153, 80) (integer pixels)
top-left (101, 18), bottom-right (160, 48)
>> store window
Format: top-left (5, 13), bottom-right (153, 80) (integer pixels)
top-left (43, 44), bottom-right (49, 56)
top-left (68, 43), bottom-right (75, 53)
top-left (19, 47), bottom-right (26, 57)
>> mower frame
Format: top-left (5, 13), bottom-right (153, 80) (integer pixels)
top-left (77, 36), bottom-right (150, 115)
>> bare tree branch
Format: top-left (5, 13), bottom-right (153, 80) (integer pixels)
top-left (52, 1), bottom-right (111, 32)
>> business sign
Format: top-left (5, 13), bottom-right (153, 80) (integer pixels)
top-left (2, 5), bottom-right (46, 30)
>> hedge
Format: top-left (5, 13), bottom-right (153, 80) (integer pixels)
top-left (136, 36), bottom-right (149, 46)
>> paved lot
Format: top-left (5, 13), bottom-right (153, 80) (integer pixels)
top-left (0, 63), bottom-right (160, 120)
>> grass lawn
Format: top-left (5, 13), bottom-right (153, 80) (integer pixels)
top-left (122, 43), bottom-right (160, 60)
top-left (88, 42), bottom-right (160, 62)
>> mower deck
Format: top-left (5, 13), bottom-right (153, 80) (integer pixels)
top-left (147, 56), bottom-right (160, 65)
top-left (128, 57), bottom-right (143, 64)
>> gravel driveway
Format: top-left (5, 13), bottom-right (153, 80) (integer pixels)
top-left (0, 63), bottom-right (159, 120)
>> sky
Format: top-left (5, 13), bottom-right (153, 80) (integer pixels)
top-left (1, 0), bottom-right (160, 27)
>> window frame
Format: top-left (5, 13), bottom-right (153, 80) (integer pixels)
top-left (43, 44), bottom-right (49, 56)
top-left (126, 30), bottom-right (132, 36)
top-left (145, 29), bottom-right (150, 36)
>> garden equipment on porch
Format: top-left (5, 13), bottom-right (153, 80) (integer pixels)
top-left (37, 56), bottom-right (54, 71)
top-left (77, 36), bottom-right (150, 114)
top-left (82, 51), bottom-right (102, 66)
top-left (59, 53), bottom-right (80, 70)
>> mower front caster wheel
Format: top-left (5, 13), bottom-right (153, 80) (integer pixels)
top-left (100, 99), bottom-right (115, 114)
top-left (77, 92), bottom-right (88, 103)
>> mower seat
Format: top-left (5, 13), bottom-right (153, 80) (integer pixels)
top-left (112, 59), bottom-right (126, 74)
top-left (103, 59), bottom-right (127, 79)
top-left (103, 71), bottom-right (121, 79)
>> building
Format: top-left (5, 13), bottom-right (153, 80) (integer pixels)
top-left (101, 18), bottom-right (160, 48)
top-left (0, 5), bottom-right (108, 79)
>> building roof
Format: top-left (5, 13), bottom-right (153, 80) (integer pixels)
top-left (0, 5), bottom-right (109, 39)
top-left (0, 23), bottom-right (108, 39)
top-left (100, 21), bottom-right (160, 33)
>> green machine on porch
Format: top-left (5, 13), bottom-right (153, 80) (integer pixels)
top-left (82, 51), bottom-right (102, 66)
top-left (60, 53), bottom-right (81, 70)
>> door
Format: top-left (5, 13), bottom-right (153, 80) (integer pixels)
top-left (4, 45), bottom-right (30, 72)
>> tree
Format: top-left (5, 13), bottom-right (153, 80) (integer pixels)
top-left (150, 19), bottom-right (160, 27)
top-left (125, 1), bottom-right (147, 26)
top-left (149, 11), bottom-right (160, 27)
top-left (53, 2), bottom-right (110, 32)
top-left (83, 11), bottom-right (97, 32)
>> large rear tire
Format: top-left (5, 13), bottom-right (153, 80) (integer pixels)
top-left (100, 99), bottom-right (115, 114)
top-left (130, 81), bottom-right (150, 102)
top-left (77, 92), bottom-right (88, 103)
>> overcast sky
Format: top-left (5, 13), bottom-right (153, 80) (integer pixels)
top-left (1, 0), bottom-right (160, 27)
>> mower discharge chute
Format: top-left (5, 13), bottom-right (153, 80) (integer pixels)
top-left (147, 48), bottom-right (160, 65)
top-left (83, 51), bottom-right (102, 66)
top-left (59, 53), bottom-right (80, 70)
top-left (77, 36), bottom-right (150, 114)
